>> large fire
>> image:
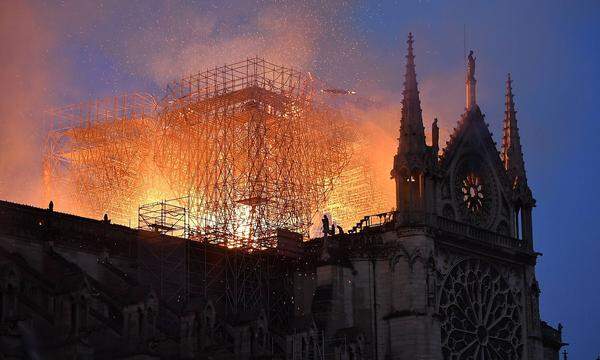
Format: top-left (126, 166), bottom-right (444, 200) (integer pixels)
top-left (43, 58), bottom-right (395, 246)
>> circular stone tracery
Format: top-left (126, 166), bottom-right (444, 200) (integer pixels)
top-left (462, 173), bottom-right (484, 212)
top-left (439, 259), bottom-right (523, 360)
top-left (453, 156), bottom-right (497, 228)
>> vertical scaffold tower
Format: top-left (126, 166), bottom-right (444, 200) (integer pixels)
top-left (155, 57), bottom-right (354, 248)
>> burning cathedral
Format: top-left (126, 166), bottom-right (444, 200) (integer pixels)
top-left (0, 34), bottom-right (564, 359)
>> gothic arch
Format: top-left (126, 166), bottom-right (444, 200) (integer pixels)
top-left (389, 244), bottom-right (426, 273)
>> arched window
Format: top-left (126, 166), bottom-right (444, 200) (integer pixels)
top-left (402, 169), bottom-right (425, 212)
top-left (514, 206), bottom-right (522, 239)
top-left (398, 168), bottom-right (411, 210)
top-left (417, 171), bottom-right (425, 200)
top-left (409, 170), bottom-right (419, 210)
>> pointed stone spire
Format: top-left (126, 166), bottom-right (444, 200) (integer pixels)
top-left (392, 33), bottom-right (430, 214)
top-left (398, 32), bottom-right (426, 157)
top-left (502, 73), bottom-right (527, 188)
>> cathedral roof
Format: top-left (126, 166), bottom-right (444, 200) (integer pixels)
top-left (439, 104), bottom-right (512, 192)
top-left (0, 243), bottom-right (86, 295)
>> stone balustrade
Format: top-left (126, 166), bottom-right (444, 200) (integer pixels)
top-left (349, 210), bottom-right (531, 252)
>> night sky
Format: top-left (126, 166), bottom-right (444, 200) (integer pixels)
top-left (1, 1), bottom-right (598, 357)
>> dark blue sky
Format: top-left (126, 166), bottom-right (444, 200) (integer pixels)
top-left (1, 1), bottom-right (598, 357)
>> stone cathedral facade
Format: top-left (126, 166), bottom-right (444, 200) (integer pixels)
top-left (289, 34), bottom-right (564, 360)
top-left (0, 34), bottom-right (563, 359)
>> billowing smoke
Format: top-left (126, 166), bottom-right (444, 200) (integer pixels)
top-left (0, 1), bottom-right (465, 218)
top-left (0, 1), bottom-right (65, 205)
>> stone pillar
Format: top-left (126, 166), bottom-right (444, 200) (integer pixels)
top-left (385, 231), bottom-right (442, 360)
top-left (466, 76), bottom-right (477, 110)
top-left (525, 268), bottom-right (544, 360)
top-left (314, 264), bottom-right (354, 336)
top-left (522, 207), bottom-right (533, 248)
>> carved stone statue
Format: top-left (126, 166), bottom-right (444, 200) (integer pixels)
top-left (467, 50), bottom-right (476, 79)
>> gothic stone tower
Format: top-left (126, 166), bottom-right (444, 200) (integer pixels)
top-left (293, 33), bottom-right (563, 360)
top-left (386, 34), bottom-right (553, 359)
top-left (388, 35), bottom-right (556, 359)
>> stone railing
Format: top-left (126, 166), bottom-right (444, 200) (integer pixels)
top-left (435, 216), bottom-right (530, 252)
top-left (348, 211), bottom-right (397, 233)
top-left (349, 211), bottom-right (432, 233)
top-left (348, 211), bottom-right (530, 253)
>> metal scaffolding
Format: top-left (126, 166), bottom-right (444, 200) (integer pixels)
top-left (155, 57), bottom-right (354, 248)
top-left (184, 231), bottom-right (300, 330)
top-left (42, 92), bottom-right (159, 224)
top-left (42, 57), bottom-right (393, 246)
top-left (138, 197), bottom-right (188, 238)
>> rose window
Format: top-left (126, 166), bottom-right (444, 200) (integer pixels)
top-left (439, 259), bottom-right (523, 360)
top-left (453, 156), bottom-right (498, 228)
top-left (461, 173), bottom-right (484, 212)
